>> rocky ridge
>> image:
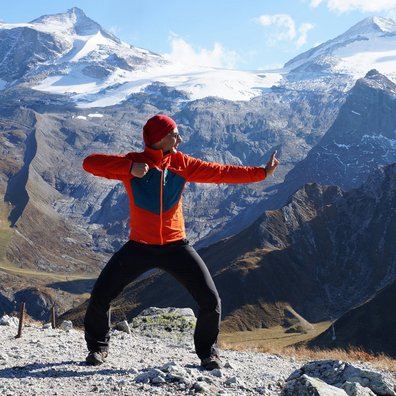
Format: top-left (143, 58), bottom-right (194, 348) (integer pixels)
top-left (309, 279), bottom-right (396, 357)
top-left (267, 69), bottom-right (396, 210)
top-left (0, 309), bottom-right (395, 396)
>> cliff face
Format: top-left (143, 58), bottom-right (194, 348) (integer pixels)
top-left (210, 163), bottom-right (396, 328)
top-left (308, 279), bottom-right (396, 358)
top-left (269, 70), bottom-right (396, 209)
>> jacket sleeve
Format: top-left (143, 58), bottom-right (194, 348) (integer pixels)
top-left (82, 154), bottom-right (133, 180)
top-left (180, 154), bottom-right (266, 184)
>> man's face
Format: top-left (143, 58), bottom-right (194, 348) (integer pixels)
top-left (154, 127), bottom-right (182, 154)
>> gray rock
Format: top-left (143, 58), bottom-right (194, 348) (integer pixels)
top-left (210, 368), bottom-right (223, 378)
top-left (151, 375), bottom-right (166, 384)
top-left (342, 381), bottom-right (376, 396)
top-left (197, 375), bottom-right (215, 384)
top-left (193, 381), bottom-right (209, 393)
top-left (0, 315), bottom-right (19, 327)
top-left (139, 307), bottom-right (195, 317)
top-left (134, 368), bottom-right (165, 384)
top-left (163, 363), bottom-right (190, 383)
top-left (59, 320), bottom-right (73, 332)
top-left (224, 361), bottom-right (235, 369)
top-left (281, 374), bottom-right (348, 395)
top-left (224, 376), bottom-right (246, 388)
top-left (129, 307), bottom-right (197, 340)
top-left (289, 360), bottom-right (396, 396)
top-left (342, 365), bottom-right (396, 396)
top-left (115, 320), bottom-right (131, 334)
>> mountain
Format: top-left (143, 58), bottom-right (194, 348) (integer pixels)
top-left (63, 163), bottom-right (396, 344)
top-left (2, 11), bottom-right (396, 106)
top-left (285, 16), bottom-right (396, 80)
top-left (0, 7), bottom-right (281, 104)
top-left (0, 7), bottom-right (166, 86)
top-left (1, 9), bottom-right (396, 323)
top-left (267, 69), bottom-right (396, 210)
top-left (308, 280), bottom-right (396, 358)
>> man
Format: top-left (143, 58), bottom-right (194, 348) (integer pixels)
top-left (83, 114), bottom-right (279, 369)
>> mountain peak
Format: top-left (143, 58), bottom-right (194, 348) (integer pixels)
top-left (30, 7), bottom-right (103, 36)
top-left (343, 16), bottom-right (396, 37)
top-left (284, 16), bottom-right (396, 76)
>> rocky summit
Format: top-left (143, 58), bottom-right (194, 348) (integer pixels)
top-left (0, 309), bottom-right (395, 396)
top-left (1, 8), bottom-right (396, 366)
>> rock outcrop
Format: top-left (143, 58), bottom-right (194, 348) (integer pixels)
top-left (309, 280), bottom-right (396, 358)
top-left (1, 312), bottom-right (395, 396)
top-left (282, 360), bottom-right (396, 396)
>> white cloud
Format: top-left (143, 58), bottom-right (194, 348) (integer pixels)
top-left (312, 0), bottom-right (396, 12)
top-left (258, 14), bottom-right (297, 40)
top-left (309, 0), bottom-right (323, 7)
top-left (163, 34), bottom-right (239, 69)
top-left (257, 14), bottom-right (314, 48)
top-left (296, 23), bottom-right (315, 48)
top-left (386, 8), bottom-right (396, 19)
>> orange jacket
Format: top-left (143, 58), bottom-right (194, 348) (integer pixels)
top-left (83, 147), bottom-right (266, 245)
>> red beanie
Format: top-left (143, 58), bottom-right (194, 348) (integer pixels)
top-left (143, 114), bottom-right (177, 146)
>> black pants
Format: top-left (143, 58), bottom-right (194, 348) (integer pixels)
top-left (84, 239), bottom-right (221, 360)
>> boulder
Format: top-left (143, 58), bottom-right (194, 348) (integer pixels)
top-left (281, 374), bottom-right (348, 395)
top-left (284, 360), bottom-right (396, 396)
top-left (129, 307), bottom-right (196, 339)
top-left (0, 315), bottom-right (19, 327)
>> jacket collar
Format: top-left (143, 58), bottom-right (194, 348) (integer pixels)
top-left (144, 146), bottom-right (172, 167)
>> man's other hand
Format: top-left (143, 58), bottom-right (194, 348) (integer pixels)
top-left (131, 162), bottom-right (149, 178)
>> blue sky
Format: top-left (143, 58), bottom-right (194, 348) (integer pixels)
top-left (2, 0), bottom-right (396, 70)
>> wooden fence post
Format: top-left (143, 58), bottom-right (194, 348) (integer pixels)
top-left (15, 302), bottom-right (25, 339)
top-left (51, 306), bottom-right (56, 329)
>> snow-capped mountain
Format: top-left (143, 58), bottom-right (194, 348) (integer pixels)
top-left (1, 10), bottom-right (396, 107)
top-left (0, 7), bottom-right (282, 106)
top-left (0, 8), bottom-right (167, 92)
top-left (267, 69), bottom-right (396, 211)
top-left (285, 16), bottom-right (396, 80)
top-left (3, 8), bottom-right (396, 328)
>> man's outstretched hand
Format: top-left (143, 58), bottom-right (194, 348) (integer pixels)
top-left (265, 151), bottom-right (279, 177)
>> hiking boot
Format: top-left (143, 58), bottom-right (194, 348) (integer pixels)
top-left (201, 354), bottom-right (222, 370)
top-left (85, 351), bottom-right (108, 366)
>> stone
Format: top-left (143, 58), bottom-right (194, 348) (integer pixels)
top-left (151, 376), bottom-right (166, 384)
top-left (134, 368), bottom-right (165, 384)
top-left (193, 382), bottom-right (208, 393)
top-left (224, 361), bottom-right (235, 369)
top-left (0, 315), bottom-right (19, 327)
top-left (281, 374), bottom-right (348, 396)
top-left (59, 320), bottom-right (73, 332)
top-left (224, 376), bottom-right (240, 387)
top-left (138, 307), bottom-right (195, 317)
top-left (161, 362), bottom-right (190, 383)
top-left (342, 381), bottom-right (376, 396)
top-left (115, 320), bottom-right (131, 334)
top-left (129, 307), bottom-right (197, 340)
top-left (290, 360), bottom-right (396, 396)
top-left (342, 365), bottom-right (396, 396)
top-left (210, 368), bottom-right (223, 378)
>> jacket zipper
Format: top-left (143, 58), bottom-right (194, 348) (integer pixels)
top-left (159, 169), bottom-right (164, 245)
